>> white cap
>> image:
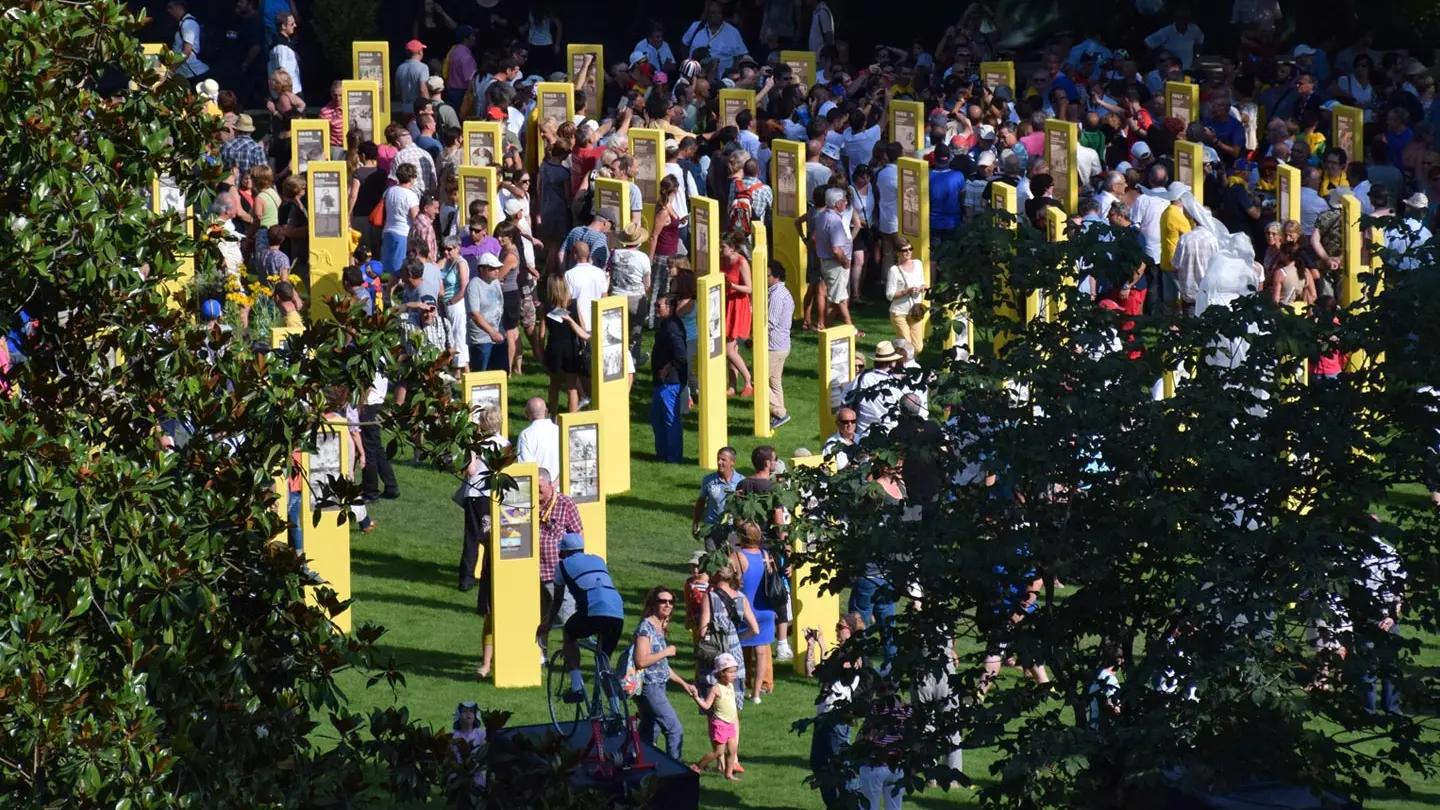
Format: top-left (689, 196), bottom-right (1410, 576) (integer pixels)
top-left (504, 198), bottom-right (526, 217)
top-left (976, 150), bottom-right (997, 167)
top-left (976, 124), bottom-right (996, 140)
top-left (1115, 160), bottom-right (1133, 173)
top-left (478, 252), bottom-right (504, 268)
top-left (821, 142), bottom-right (842, 160)
top-left (1292, 44), bottom-right (1317, 57)
top-left (1130, 141), bottom-right (1152, 159)
top-left (1404, 192), bottom-right (1429, 209)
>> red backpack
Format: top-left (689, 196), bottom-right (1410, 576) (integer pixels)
top-left (727, 177), bottom-right (760, 237)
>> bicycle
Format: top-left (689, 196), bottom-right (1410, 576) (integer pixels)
top-left (546, 637), bottom-right (633, 740)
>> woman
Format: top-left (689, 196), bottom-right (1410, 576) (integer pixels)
top-left (493, 221), bottom-right (528, 375)
top-left (278, 175), bottom-right (309, 284)
top-left (633, 586), bottom-right (699, 761)
top-left (1331, 55), bottom-right (1377, 122)
top-left (542, 274), bottom-right (590, 414)
top-left (729, 522), bottom-right (778, 704)
top-left (322, 386), bottom-right (375, 534)
top-left (805, 614), bottom-right (865, 808)
top-left (536, 143), bottom-right (573, 275)
top-left (670, 259), bottom-right (700, 405)
top-left (250, 164), bottom-right (280, 268)
top-left (1269, 244), bottom-right (1313, 307)
top-left (648, 175), bottom-right (685, 324)
top-left (885, 236), bottom-right (927, 354)
top-left (849, 165), bottom-right (875, 306)
top-left (719, 231), bottom-right (753, 396)
top-left (265, 68), bottom-right (305, 175)
top-left (1258, 221), bottom-right (1284, 292)
top-left (440, 236), bottom-right (469, 370)
top-left (695, 563), bottom-right (759, 766)
top-left (463, 405), bottom-right (509, 679)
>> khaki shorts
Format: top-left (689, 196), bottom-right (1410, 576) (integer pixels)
top-left (820, 259), bottom-right (849, 304)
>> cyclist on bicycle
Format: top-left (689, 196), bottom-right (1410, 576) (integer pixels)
top-left (537, 532), bottom-right (624, 702)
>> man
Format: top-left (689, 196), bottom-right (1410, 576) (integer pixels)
top-left (219, 114), bottom-right (265, 181)
top-left (167, 0), bottom-right (207, 79)
top-left (843, 109), bottom-right (883, 173)
top-left (614, 156), bottom-right (647, 223)
top-left (632, 22), bottom-right (677, 74)
top-left (804, 137), bottom-right (832, 195)
top-left (1094, 172), bottom-right (1126, 224)
top-left (1298, 165), bottom-right (1328, 236)
top-left (267, 11), bottom-right (301, 97)
top-left (929, 145), bottom-right (965, 238)
top-left (650, 294), bottom-right (688, 463)
top-left (888, 393), bottom-right (943, 508)
top-left (1388, 192), bottom-right (1433, 271)
top-left (611, 221), bottom-right (651, 361)
top-left (426, 77), bottom-right (461, 130)
top-left (380, 163), bottom-right (421, 275)
top-left (537, 533), bottom-right (624, 701)
top-left (388, 124), bottom-right (438, 197)
top-left (396, 257), bottom-right (443, 317)
top-left (560, 208), bottom-right (618, 270)
top-left (444, 26), bottom-right (478, 108)
top-left (815, 187), bottom-right (854, 330)
top-left (475, 57), bottom-right (520, 111)
top-left (210, 194), bottom-right (244, 275)
top-left (410, 105), bottom-right (443, 162)
top-left (823, 406), bottom-right (858, 470)
top-left (1359, 522), bottom-right (1406, 714)
top-left (564, 242), bottom-right (609, 332)
top-left (766, 261), bottom-right (794, 429)
top-left (692, 447), bottom-right (745, 550)
top-left (1158, 182), bottom-right (1193, 314)
top-left (965, 151), bottom-right (997, 216)
top-left (395, 39), bottom-right (430, 112)
top-left (536, 469), bottom-right (584, 623)
top-left (465, 252), bottom-right (505, 371)
top-left (806, 0), bottom-right (835, 53)
top-left (229, 0), bottom-right (267, 105)
top-left (318, 81), bottom-right (346, 158)
top-left (1143, 4), bottom-right (1204, 70)
top-left (516, 398), bottom-right (561, 481)
top-left (845, 341), bottom-right (904, 439)
top-left (360, 368), bottom-right (399, 503)
top-left (997, 123), bottom-right (1027, 171)
top-left (1130, 164), bottom-right (1171, 273)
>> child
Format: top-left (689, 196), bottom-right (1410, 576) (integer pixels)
top-left (1087, 643), bottom-right (1124, 729)
top-left (342, 265), bottom-right (374, 316)
top-left (684, 550), bottom-right (711, 646)
top-left (692, 652), bottom-right (742, 781)
top-left (273, 281), bottom-right (304, 329)
top-left (353, 244), bottom-right (386, 310)
top-left (260, 224), bottom-right (291, 283)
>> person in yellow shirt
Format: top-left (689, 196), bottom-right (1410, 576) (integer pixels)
top-left (1159, 186), bottom-right (1193, 314)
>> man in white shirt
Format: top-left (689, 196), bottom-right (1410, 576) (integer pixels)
top-left (807, 0), bottom-right (836, 53)
top-left (1130, 166), bottom-right (1172, 264)
top-left (167, 0), bottom-right (208, 79)
top-left (515, 398), bottom-right (561, 480)
top-left (1077, 140), bottom-right (1104, 188)
top-left (564, 241), bottom-right (609, 330)
top-left (1298, 166), bottom-right (1329, 236)
top-left (210, 194), bottom-right (244, 274)
top-left (632, 24), bottom-right (677, 73)
top-left (663, 140), bottom-right (699, 227)
top-left (1144, 6), bottom-right (1204, 70)
top-left (1388, 193), bottom-right (1433, 271)
top-left (1094, 171), bottom-right (1126, 220)
top-left (805, 137), bottom-right (833, 194)
top-left (823, 407), bottom-right (859, 469)
top-left (845, 341), bottom-right (905, 440)
top-left (842, 110), bottom-right (883, 176)
top-left (682, 6), bottom-right (748, 72)
top-left (267, 12), bottom-right (301, 97)
top-left (874, 142), bottom-right (902, 271)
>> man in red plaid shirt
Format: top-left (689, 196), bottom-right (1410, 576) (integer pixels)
top-left (537, 468), bottom-right (583, 621)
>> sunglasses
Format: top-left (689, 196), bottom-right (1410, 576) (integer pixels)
top-left (838, 418), bottom-right (857, 425)
top-left (470, 227), bottom-right (484, 233)
top-left (899, 246), bottom-right (913, 252)
top-left (656, 598), bottom-right (675, 605)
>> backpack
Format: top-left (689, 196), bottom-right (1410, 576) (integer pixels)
top-left (179, 14), bottom-right (206, 61)
top-left (727, 177), bottom-right (760, 236)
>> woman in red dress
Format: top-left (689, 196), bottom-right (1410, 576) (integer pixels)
top-left (719, 231), bottom-right (753, 396)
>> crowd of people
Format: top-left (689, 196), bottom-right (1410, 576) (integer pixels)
top-left (158, 0), bottom-right (1427, 806)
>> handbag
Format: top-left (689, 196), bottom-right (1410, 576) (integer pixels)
top-left (694, 592), bottom-right (730, 666)
top-left (761, 551), bottom-right (788, 611)
top-left (619, 639), bottom-right (644, 698)
top-left (908, 301), bottom-right (928, 322)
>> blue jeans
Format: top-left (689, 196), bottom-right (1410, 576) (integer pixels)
top-left (469, 340), bottom-right (506, 372)
top-left (287, 490), bottom-right (303, 554)
top-left (848, 576), bottom-right (896, 667)
top-left (650, 382), bottom-right (684, 462)
top-left (636, 687), bottom-right (684, 760)
top-left (809, 717), bottom-right (853, 807)
top-left (1362, 623), bottom-right (1402, 714)
top-left (381, 231), bottom-right (407, 276)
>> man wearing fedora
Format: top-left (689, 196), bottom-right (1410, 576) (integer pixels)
top-left (611, 221), bottom-right (653, 364)
top-left (845, 341), bottom-right (905, 440)
top-left (219, 114), bottom-right (266, 183)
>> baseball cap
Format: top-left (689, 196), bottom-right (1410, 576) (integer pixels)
top-left (478, 253), bottom-right (503, 268)
top-left (629, 50), bottom-right (649, 67)
top-left (1115, 160), bottom-right (1133, 173)
top-left (821, 142), bottom-right (842, 161)
top-left (596, 207), bottom-right (621, 228)
top-left (928, 111), bottom-right (949, 128)
top-left (932, 143), bottom-right (952, 165)
top-left (405, 39), bottom-right (425, 53)
top-left (1130, 141), bottom-right (1152, 159)
top-left (976, 150), bottom-right (997, 167)
top-left (560, 532), bottom-right (585, 552)
top-left (504, 198), bottom-right (526, 217)
top-left (976, 124), bottom-right (996, 140)
top-left (426, 75), bottom-right (444, 92)
top-left (420, 294), bottom-right (438, 306)
top-left (455, 24), bottom-right (476, 38)
top-left (201, 299), bottom-right (223, 320)
top-left (518, 74), bottom-right (542, 87)
top-left (1404, 192), bottom-right (1429, 209)
top-left (1292, 44), bottom-right (1317, 57)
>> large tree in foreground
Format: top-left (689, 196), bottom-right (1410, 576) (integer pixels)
top-left (786, 210), bottom-right (1440, 808)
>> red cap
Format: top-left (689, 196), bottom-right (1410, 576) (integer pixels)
top-left (405, 39), bottom-right (426, 53)
top-left (485, 106), bottom-right (505, 121)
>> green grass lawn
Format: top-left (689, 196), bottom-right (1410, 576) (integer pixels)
top-left (332, 301), bottom-right (1440, 809)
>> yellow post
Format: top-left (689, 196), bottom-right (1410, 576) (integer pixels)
top-left (1043, 206), bottom-right (1070, 321)
top-left (558, 410), bottom-right (607, 560)
top-left (1332, 104), bottom-right (1364, 163)
top-left (786, 453), bottom-right (838, 675)
top-left (980, 61), bottom-right (1015, 92)
top-left (751, 222), bottom-right (771, 437)
top-left (461, 370), bottom-right (509, 440)
top-left (691, 195), bottom-right (721, 275)
top-left (770, 140), bottom-right (808, 311)
top-left (590, 296), bottom-right (631, 494)
top-left (566, 44), bottom-right (604, 118)
top-left (718, 88), bottom-right (757, 130)
top-left (1043, 119), bottom-right (1079, 214)
top-left (459, 165), bottom-right (500, 228)
top-left (491, 463), bottom-right (542, 688)
top-left (941, 307), bottom-right (974, 360)
top-left (593, 176), bottom-right (632, 231)
top-left (629, 128), bottom-right (665, 234)
top-left (351, 42), bottom-right (390, 121)
top-left (341, 80), bottom-right (380, 145)
top-left (888, 99), bottom-right (925, 157)
top-left (531, 83), bottom-right (576, 174)
top-left (696, 273), bottom-right (728, 466)
top-left (780, 51), bottom-right (817, 87)
top-left (991, 182), bottom-right (1029, 355)
top-left (306, 161), bottom-right (349, 321)
top-left (1340, 193), bottom-right (1381, 372)
top-left (290, 118), bottom-right (330, 178)
top-left (1164, 81), bottom-right (1199, 127)
top-left (1276, 163), bottom-right (1301, 223)
top-left (897, 156), bottom-right (931, 347)
top-left (1173, 140), bottom-right (1205, 208)
top-left (818, 325), bottom-right (857, 442)
top-left (151, 174), bottom-right (193, 310)
top-left (461, 121), bottom-right (504, 168)
top-left (304, 417), bottom-right (354, 632)
top-left (138, 43), bottom-right (168, 89)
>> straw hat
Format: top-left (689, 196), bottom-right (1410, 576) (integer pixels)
top-left (617, 220), bottom-right (650, 247)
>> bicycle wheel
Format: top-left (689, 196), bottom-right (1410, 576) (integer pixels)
top-left (547, 648), bottom-right (586, 738)
top-left (594, 647), bottom-right (632, 736)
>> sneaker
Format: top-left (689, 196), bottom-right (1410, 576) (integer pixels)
top-left (577, 397), bottom-right (592, 410)
top-left (770, 414), bottom-right (791, 430)
top-left (750, 695), bottom-right (762, 705)
top-left (775, 640), bottom-right (794, 663)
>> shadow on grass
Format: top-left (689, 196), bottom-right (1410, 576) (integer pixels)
top-left (610, 494), bottom-right (697, 521)
top-left (1369, 784), bottom-right (1440, 805)
top-left (354, 548), bottom-right (455, 584)
top-left (359, 591), bottom-right (475, 615)
top-left (379, 643), bottom-right (481, 681)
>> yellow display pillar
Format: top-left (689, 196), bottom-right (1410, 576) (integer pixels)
top-left (691, 195), bottom-right (720, 275)
top-left (341, 80), bottom-right (380, 145)
top-left (594, 176), bottom-right (632, 232)
top-left (306, 161), bottom-right (350, 320)
top-left (980, 61), bottom-right (1015, 92)
top-left (271, 326), bottom-right (304, 548)
top-left (151, 174), bottom-right (193, 310)
top-left (1339, 194), bottom-right (1384, 372)
top-left (696, 273), bottom-right (728, 466)
top-left (351, 42), bottom-right (390, 122)
top-left (818, 324), bottom-right (857, 442)
top-left (558, 410), bottom-right (607, 560)
top-left (991, 183), bottom-right (1031, 355)
top-left (888, 99), bottom-right (925, 157)
top-left (567, 44), bottom-right (604, 118)
top-left (459, 165), bottom-right (500, 227)
top-left (770, 140), bottom-right (807, 311)
top-left (750, 222), bottom-right (772, 437)
top-left (590, 296), bottom-right (631, 495)
top-left (1043, 119), bottom-right (1079, 214)
top-left (291, 119), bottom-right (329, 177)
top-left (718, 88), bottom-right (756, 130)
top-left (780, 51), bottom-right (817, 87)
top-left (1332, 104), bottom-right (1364, 162)
top-left (461, 121), bottom-right (504, 168)
top-left (786, 453), bottom-right (838, 675)
top-left (1164, 81), bottom-right (1199, 127)
top-left (1173, 140), bottom-right (1205, 207)
top-left (491, 463), bottom-right (542, 688)
top-left (531, 83), bottom-right (575, 174)
top-left (897, 157), bottom-right (931, 348)
top-left (461, 370), bottom-right (509, 439)
top-left (1043, 207), bottom-right (1070, 322)
top-left (138, 43), bottom-right (168, 89)
top-left (629, 128), bottom-right (665, 234)
top-left (1276, 163), bottom-right (1301, 224)
top-left (305, 417), bottom-right (354, 632)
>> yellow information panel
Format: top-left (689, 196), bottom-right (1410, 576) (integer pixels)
top-left (786, 453), bottom-right (838, 675)
top-left (750, 222), bottom-right (771, 438)
top-left (780, 50), bottom-right (817, 87)
top-left (691, 195), bottom-right (720, 275)
top-left (991, 182), bottom-right (1030, 356)
top-left (567, 44), bottom-right (604, 117)
top-left (462, 121), bottom-right (504, 168)
top-left (590, 296), bottom-right (631, 494)
top-left (306, 160), bottom-right (349, 321)
top-left (351, 42), bottom-right (390, 121)
top-left (1276, 163), bottom-right (1301, 224)
top-left (291, 119), bottom-right (331, 178)
top-left (696, 273), bottom-right (728, 466)
top-left (1042, 207), bottom-right (1069, 322)
top-left (150, 174), bottom-right (193, 310)
top-left (558, 410), bottom-right (607, 560)
top-left (462, 370), bottom-right (509, 440)
top-left (593, 176), bottom-right (632, 233)
top-left (270, 325), bottom-right (303, 547)
top-left (629, 128), bottom-right (664, 233)
top-left (1173, 140), bottom-right (1205, 208)
top-left (897, 157), bottom-right (930, 272)
top-left (1339, 193), bottom-right (1381, 371)
top-left (530, 82), bottom-right (575, 173)
top-left (1164, 81), bottom-right (1199, 127)
top-left (718, 88), bottom-right (756, 130)
top-left (888, 100), bottom-right (924, 157)
top-left (304, 417), bottom-right (354, 632)
top-left (340, 80), bottom-right (380, 145)
top-left (491, 463), bottom-right (541, 688)
top-left (459, 165), bottom-right (500, 226)
top-left (771, 139), bottom-right (807, 310)
top-left (981, 61), bottom-right (1015, 92)
top-left (1332, 104), bottom-right (1364, 163)
top-left (1043, 119), bottom-right (1079, 214)
top-left (818, 325), bottom-right (856, 442)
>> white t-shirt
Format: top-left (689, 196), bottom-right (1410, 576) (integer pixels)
top-left (808, 1), bottom-right (835, 53)
top-left (886, 260), bottom-right (926, 315)
top-left (1131, 192), bottom-right (1168, 263)
top-left (842, 125), bottom-right (882, 172)
top-left (875, 163), bottom-right (899, 234)
top-left (174, 15), bottom-right (208, 78)
top-left (663, 162), bottom-right (698, 222)
top-left (564, 263), bottom-right (609, 330)
top-left (1144, 23), bottom-right (1205, 69)
top-left (516, 418), bottom-right (560, 480)
top-left (632, 39), bottom-right (675, 68)
top-left (382, 185), bottom-right (420, 236)
top-left (610, 248), bottom-right (651, 297)
top-left (681, 21), bottom-right (748, 72)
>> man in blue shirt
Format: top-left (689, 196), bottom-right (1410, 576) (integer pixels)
top-left (538, 533), bottom-right (625, 700)
top-left (692, 447), bottom-right (745, 549)
top-left (1199, 98), bottom-right (1245, 163)
top-left (929, 145), bottom-right (966, 238)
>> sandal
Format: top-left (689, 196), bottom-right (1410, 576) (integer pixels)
top-left (474, 666), bottom-right (491, 679)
